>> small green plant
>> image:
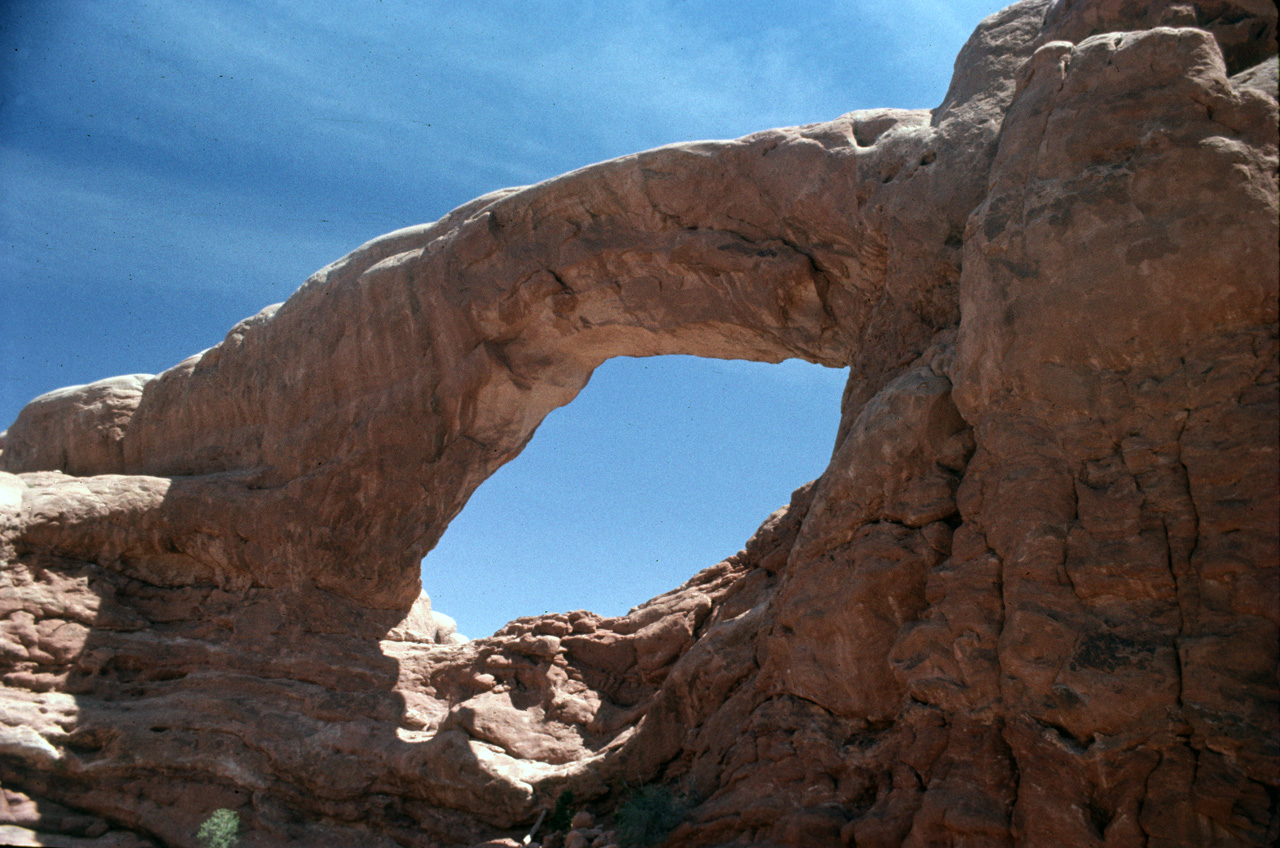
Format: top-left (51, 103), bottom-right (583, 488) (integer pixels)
top-left (546, 788), bottom-right (576, 832)
top-left (615, 785), bottom-right (692, 848)
top-left (196, 808), bottom-right (240, 848)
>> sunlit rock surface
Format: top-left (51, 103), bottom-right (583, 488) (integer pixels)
top-left (1, 0), bottom-right (1276, 845)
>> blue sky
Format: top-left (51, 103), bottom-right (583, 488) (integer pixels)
top-left (1, 0), bottom-right (1009, 637)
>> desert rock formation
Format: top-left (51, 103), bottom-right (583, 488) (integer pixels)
top-left (1, 0), bottom-right (1277, 845)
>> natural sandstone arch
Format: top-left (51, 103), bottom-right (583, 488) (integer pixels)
top-left (1, 0), bottom-right (1049, 612)
top-left (2, 107), bottom-right (972, 610)
top-left (0, 2), bottom-right (1276, 845)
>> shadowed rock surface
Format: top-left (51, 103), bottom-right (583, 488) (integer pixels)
top-left (0, 0), bottom-right (1276, 845)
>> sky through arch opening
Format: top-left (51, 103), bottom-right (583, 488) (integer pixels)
top-left (422, 354), bottom-right (848, 639)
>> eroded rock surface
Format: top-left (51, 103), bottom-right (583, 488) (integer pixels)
top-left (1, 0), bottom-right (1276, 845)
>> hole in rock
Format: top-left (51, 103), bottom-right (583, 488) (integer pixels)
top-left (423, 355), bottom-right (848, 638)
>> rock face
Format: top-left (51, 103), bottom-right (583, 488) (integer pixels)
top-left (0, 0), bottom-right (1276, 845)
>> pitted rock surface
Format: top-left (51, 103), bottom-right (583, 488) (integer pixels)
top-left (0, 1), bottom-right (1276, 845)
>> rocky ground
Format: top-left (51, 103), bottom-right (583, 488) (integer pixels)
top-left (0, 0), bottom-right (1276, 845)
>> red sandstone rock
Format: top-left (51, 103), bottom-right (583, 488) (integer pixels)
top-left (0, 0), bottom-right (1276, 846)
top-left (0, 376), bottom-right (151, 478)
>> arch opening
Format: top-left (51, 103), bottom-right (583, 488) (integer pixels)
top-left (422, 354), bottom-right (848, 638)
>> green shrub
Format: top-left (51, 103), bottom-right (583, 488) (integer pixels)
top-left (546, 789), bottom-right (576, 832)
top-left (196, 808), bottom-right (240, 848)
top-left (615, 785), bottom-right (691, 848)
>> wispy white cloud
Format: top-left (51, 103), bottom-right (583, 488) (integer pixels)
top-left (0, 144), bottom-right (373, 298)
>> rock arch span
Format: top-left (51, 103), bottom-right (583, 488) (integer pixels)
top-left (1, 107), bottom-right (943, 610)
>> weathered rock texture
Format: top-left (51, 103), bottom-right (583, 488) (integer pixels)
top-left (1, 0), bottom-right (1277, 845)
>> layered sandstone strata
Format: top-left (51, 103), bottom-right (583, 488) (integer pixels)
top-left (0, 0), bottom-right (1276, 845)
